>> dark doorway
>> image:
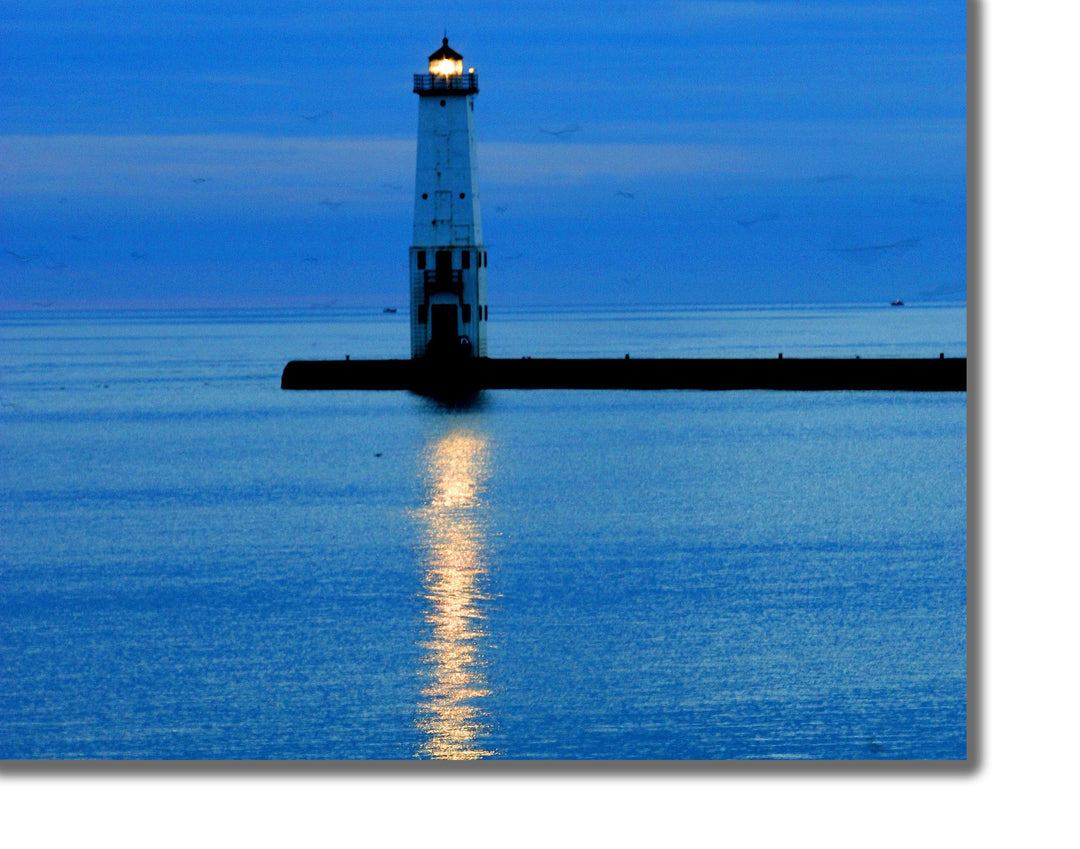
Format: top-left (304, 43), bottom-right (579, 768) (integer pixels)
top-left (435, 250), bottom-right (452, 290)
top-left (430, 304), bottom-right (458, 354)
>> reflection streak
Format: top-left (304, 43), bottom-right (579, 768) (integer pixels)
top-left (416, 431), bottom-right (496, 759)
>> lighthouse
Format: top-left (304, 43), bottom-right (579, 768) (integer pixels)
top-left (410, 38), bottom-right (488, 360)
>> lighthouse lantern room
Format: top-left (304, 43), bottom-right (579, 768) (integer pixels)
top-left (410, 38), bottom-right (487, 360)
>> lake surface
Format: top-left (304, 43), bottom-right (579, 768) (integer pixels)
top-left (0, 303), bottom-right (966, 759)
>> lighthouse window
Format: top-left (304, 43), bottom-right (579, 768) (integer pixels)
top-left (462, 250), bottom-right (470, 269)
top-left (462, 304), bottom-right (471, 323)
top-left (416, 251), bottom-right (426, 270)
top-left (440, 100), bottom-right (446, 107)
top-left (459, 192), bottom-right (465, 199)
top-left (422, 193), bottom-right (428, 199)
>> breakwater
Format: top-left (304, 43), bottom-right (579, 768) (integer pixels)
top-left (281, 356), bottom-right (966, 392)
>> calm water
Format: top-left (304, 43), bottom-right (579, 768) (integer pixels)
top-left (0, 304), bottom-right (966, 759)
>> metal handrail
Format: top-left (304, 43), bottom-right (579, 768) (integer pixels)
top-left (413, 73), bottom-right (479, 95)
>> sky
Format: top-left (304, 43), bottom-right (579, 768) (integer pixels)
top-left (1, 0), bottom-right (966, 308)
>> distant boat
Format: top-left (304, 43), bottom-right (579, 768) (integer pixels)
top-left (891, 299), bottom-right (905, 306)
top-left (383, 307), bottom-right (398, 313)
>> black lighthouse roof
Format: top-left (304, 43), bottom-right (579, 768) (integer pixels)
top-left (428, 37), bottom-right (463, 63)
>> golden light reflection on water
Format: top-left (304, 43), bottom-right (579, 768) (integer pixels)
top-left (415, 430), bottom-right (497, 759)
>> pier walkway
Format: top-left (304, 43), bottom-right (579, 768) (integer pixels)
top-left (281, 357), bottom-right (967, 392)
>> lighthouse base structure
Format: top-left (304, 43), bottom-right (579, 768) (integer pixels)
top-left (281, 357), bottom-right (966, 393)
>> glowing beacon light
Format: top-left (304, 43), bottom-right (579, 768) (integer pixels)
top-left (428, 38), bottom-right (464, 77)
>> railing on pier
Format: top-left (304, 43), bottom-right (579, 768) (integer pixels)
top-left (413, 73), bottom-right (479, 95)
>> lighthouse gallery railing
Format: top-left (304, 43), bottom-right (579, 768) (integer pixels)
top-left (413, 73), bottom-right (479, 95)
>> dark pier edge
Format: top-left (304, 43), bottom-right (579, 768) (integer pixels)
top-left (281, 357), bottom-right (967, 393)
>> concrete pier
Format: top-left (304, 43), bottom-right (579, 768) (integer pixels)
top-left (281, 357), bottom-right (966, 392)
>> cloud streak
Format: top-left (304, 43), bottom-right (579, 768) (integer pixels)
top-left (0, 134), bottom-right (757, 200)
top-left (671, 0), bottom-right (912, 23)
top-left (0, 135), bottom-right (414, 208)
top-left (481, 141), bottom-right (756, 184)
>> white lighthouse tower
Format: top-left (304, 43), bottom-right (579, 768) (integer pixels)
top-left (410, 37), bottom-right (488, 360)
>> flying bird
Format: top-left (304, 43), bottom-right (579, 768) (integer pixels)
top-left (825, 238), bottom-right (920, 264)
top-left (827, 237), bottom-right (920, 252)
top-left (301, 111), bottom-right (332, 123)
top-left (539, 123), bottom-right (583, 138)
top-left (6, 249), bottom-right (66, 270)
top-left (919, 281), bottom-right (967, 300)
top-left (614, 190), bottom-right (635, 199)
top-left (737, 212), bottom-right (779, 228)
